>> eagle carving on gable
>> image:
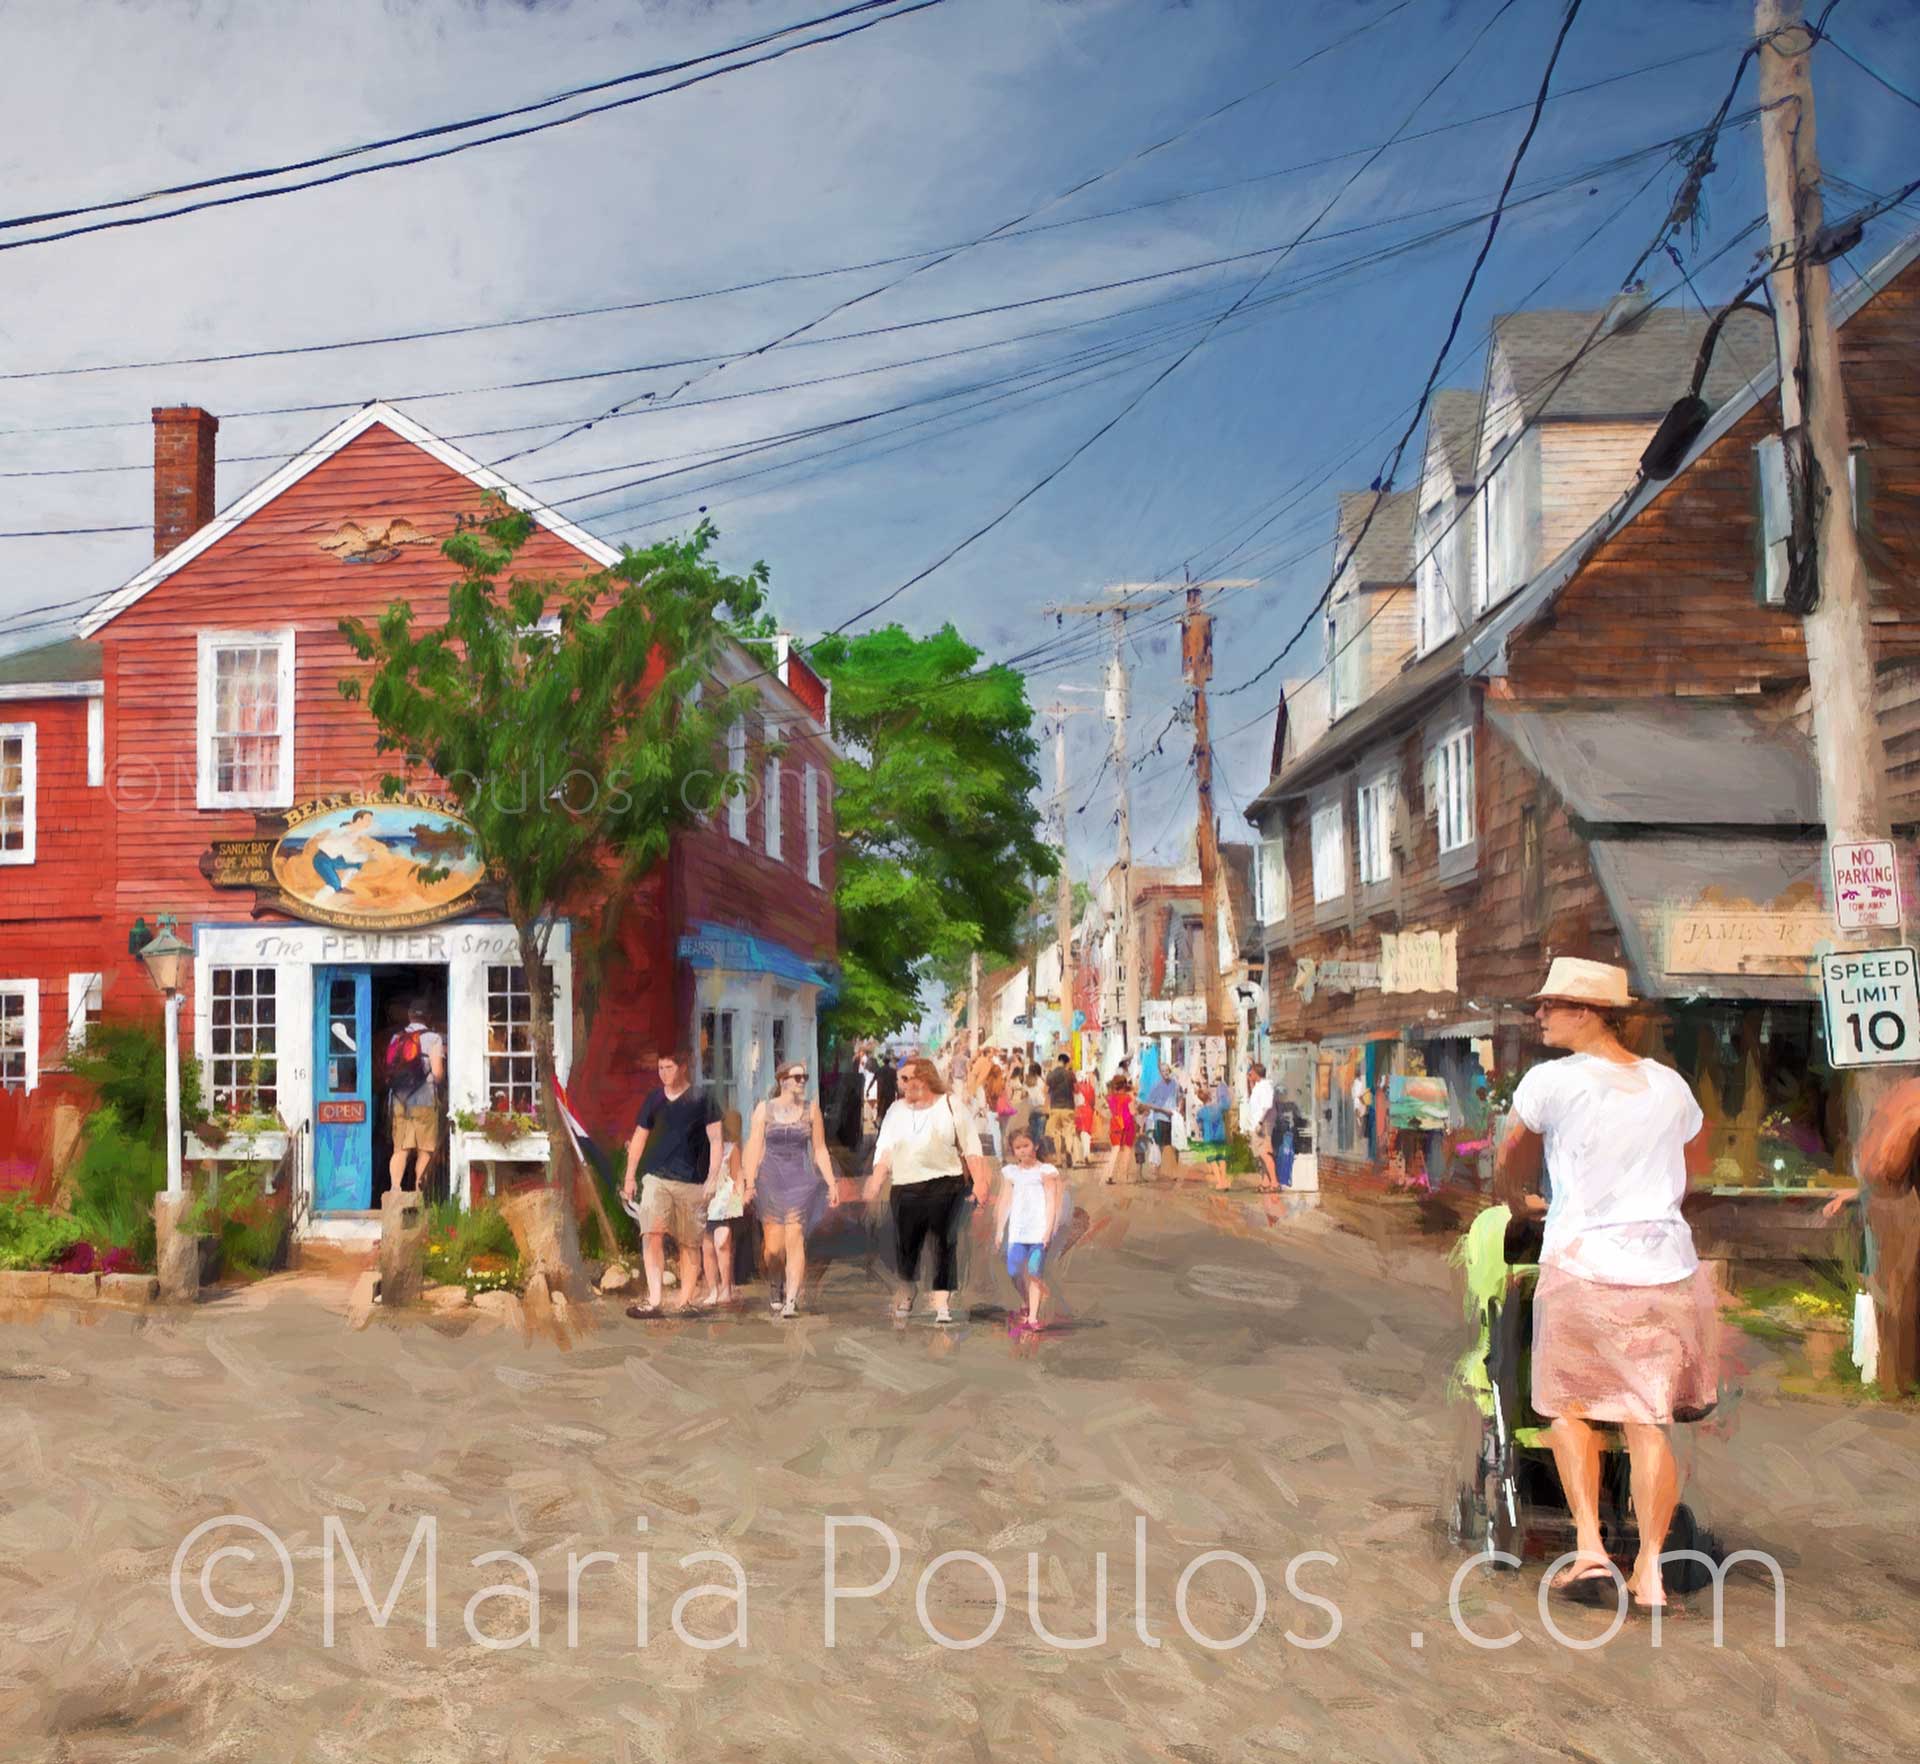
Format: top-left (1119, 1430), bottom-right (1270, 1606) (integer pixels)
top-left (316, 517), bottom-right (434, 564)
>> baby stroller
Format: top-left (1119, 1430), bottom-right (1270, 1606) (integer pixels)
top-left (1449, 1204), bottom-right (1719, 1580)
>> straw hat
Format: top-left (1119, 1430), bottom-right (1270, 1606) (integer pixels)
top-left (1530, 956), bottom-right (1634, 1009)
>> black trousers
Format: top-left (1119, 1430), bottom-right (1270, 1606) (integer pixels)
top-left (890, 1174), bottom-right (970, 1291)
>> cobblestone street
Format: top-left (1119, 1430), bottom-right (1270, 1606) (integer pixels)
top-left (4, 1186), bottom-right (1917, 1764)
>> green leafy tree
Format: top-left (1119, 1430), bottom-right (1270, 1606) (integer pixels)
top-left (808, 624), bottom-right (1055, 1041)
top-left (339, 502), bottom-right (768, 1234)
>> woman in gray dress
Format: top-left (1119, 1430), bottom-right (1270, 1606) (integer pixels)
top-left (744, 1061), bottom-right (838, 1318)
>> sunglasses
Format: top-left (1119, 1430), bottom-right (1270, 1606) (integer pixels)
top-left (782, 1068), bottom-right (808, 1081)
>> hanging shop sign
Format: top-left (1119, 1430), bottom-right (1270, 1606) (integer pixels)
top-left (203, 792), bottom-right (498, 931)
top-left (1663, 907), bottom-right (1830, 977)
top-left (1291, 957), bottom-right (1381, 1005)
top-left (1143, 996), bottom-right (1208, 1035)
top-left (1831, 839), bottom-right (1902, 932)
top-left (1380, 929), bottom-right (1458, 995)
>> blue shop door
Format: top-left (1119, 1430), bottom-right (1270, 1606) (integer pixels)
top-left (313, 966), bottom-right (373, 1211)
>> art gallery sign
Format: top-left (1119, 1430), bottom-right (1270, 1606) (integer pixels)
top-left (1379, 929), bottom-right (1458, 995)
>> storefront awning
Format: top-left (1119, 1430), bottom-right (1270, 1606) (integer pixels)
top-left (1588, 836), bottom-right (1828, 1002)
top-left (1487, 700), bottom-right (1821, 827)
top-left (678, 922), bottom-right (831, 990)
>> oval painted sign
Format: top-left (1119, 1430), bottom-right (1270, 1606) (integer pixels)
top-left (271, 800), bottom-right (486, 930)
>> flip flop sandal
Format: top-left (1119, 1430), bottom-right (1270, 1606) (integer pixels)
top-left (1554, 1568), bottom-right (1621, 1606)
top-left (625, 1301), bottom-right (664, 1320)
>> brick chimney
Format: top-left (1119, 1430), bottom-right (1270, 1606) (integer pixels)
top-left (152, 406), bottom-right (218, 558)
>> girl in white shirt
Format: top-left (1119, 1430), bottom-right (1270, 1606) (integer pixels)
top-left (993, 1127), bottom-right (1066, 1335)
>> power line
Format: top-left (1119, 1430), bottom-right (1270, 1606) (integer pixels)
top-left (0, 1), bottom-right (952, 257)
top-left (0, 32), bottom-right (1732, 396)
top-left (822, 0), bottom-right (1535, 639)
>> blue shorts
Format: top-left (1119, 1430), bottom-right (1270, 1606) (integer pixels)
top-left (1006, 1241), bottom-right (1047, 1280)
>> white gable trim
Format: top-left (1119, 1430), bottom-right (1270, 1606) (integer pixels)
top-left (80, 401), bottom-right (620, 638)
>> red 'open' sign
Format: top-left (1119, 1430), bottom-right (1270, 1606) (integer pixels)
top-left (317, 1101), bottom-right (367, 1125)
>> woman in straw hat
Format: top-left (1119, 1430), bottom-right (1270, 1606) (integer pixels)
top-left (1494, 957), bottom-right (1717, 1613)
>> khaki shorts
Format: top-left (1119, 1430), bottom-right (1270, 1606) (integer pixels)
top-left (1045, 1108), bottom-right (1077, 1151)
top-left (636, 1173), bottom-right (706, 1242)
top-left (392, 1102), bottom-right (440, 1153)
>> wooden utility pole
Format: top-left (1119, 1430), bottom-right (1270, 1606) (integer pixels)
top-left (1757, 0), bottom-right (1920, 1393)
top-left (1043, 582), bottom-right (1257, 1070)
top-left (1043, 697), bottom-right (1100, 1065)
top-left (968, 950), bottom-right (982, 1060)
top-left (1182, 586), bottom-right (1233, 1094)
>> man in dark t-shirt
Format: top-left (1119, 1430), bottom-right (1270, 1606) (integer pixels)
top-left (875, 1054), bottom-right (899, 1117)
top-left (621, 1050), bottom-right (722, 1316)
top-left (1044, 1052), bottom-right (1078, 1166)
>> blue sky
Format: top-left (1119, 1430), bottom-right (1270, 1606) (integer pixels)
top-left (3, 0), bottom-right (1918, 881)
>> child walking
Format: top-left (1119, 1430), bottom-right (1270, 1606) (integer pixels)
top-left (701, 1108), bottom-right (746, 1308)
top-left (994, 1126), bottom-right (1066, 1336)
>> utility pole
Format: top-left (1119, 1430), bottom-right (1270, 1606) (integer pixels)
top-left (969, 950), bottom-right (982, 1060)
top-left (1043, 697), bottom-right (1101, 1065)
top-left (1182, 585), bottom-right (1233, 1093)
top-left (1043, 581), bottom-right (1260, 1073)
top-left (1757, 0), bottom-right (1920, 1393)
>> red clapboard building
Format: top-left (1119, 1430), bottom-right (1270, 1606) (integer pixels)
top-left (0, 402), bottom-right (837, 1236)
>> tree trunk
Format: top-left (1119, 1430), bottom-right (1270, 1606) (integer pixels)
top-left (518, 921), bottom-right (622, 1268)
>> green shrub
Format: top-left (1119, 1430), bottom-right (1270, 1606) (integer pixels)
top-left (66, 1106), bottom-right (168, 1265)
top-left (69, 1021), bottom-right (202, 1146)
top-left (422, 1200), bottom-right (523, 1293)
top-left (214, 1164), bottom-right (288, 1279)
top-left (0, 1198), bottom-right (86, 1271)
top-left (1223, 1133), bottom-right (1257, 1176)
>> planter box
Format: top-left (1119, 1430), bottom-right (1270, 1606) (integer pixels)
top-left (47, 1271), bottom-right (100, 1300)
top-left (99, 1273), bottom-right (159, 1309)
top-left (1683, 1187), bottom-right (1847, 1261)
top-left (184, 1130), bottom-right (289, 1163)
top-left (0, 1270), bottom-right (51, 1300)
top-left (458, 1131), bottom-right (551, 1163)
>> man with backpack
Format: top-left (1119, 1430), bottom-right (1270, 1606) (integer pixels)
top-left (387, 1001), bottom-right (447, 1197)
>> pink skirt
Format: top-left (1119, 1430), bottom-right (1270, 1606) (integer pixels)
top-left (1532, 1263), bottom-right (1719, 1425)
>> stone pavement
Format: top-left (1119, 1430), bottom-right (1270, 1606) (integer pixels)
top-left (1, 1182), bottom-right (1915, 1764)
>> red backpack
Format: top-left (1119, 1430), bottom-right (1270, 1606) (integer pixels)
top-left (387, 1030), bottom-right (430, 1094)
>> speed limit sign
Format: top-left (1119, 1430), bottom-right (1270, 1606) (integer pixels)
top-left (1820, 947), bottom-right (1920, 1068)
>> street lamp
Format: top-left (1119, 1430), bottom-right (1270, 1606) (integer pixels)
top-left (139, 914), bottom-right (192, 1197)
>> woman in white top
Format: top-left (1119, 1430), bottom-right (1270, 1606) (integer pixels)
top-left (1495, 958), bottom-right (1716, 1613)
top-left (864, 1056), bottom-right (992, 1325)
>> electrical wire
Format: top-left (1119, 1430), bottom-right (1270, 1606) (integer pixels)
top-left (0, 1), bottom-right (952, 257)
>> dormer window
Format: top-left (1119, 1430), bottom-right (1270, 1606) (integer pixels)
top-left (197, 630), bottom-right (294, 809)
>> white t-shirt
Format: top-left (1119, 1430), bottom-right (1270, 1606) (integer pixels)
top-left (1001, 1161), bottom-right (1058, 1243)
top-left (875, 1096), bottom-right (982, 1186)
top-left (1246, 1078), bottom-right (1275, 1133)
top-left (1511, 1053), bottom-right (1704, 1286)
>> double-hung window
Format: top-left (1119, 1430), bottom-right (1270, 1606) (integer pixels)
top-left (726, 719), bottom-right (749, 843)
top-left (66, 972), bottom-right (103, 1050)
top-left (1257, 833), bottom-right (1288, 927)
top-left (197, 630), bottom-right (294, 809)
top-left (1755, 434), bottom-right (1864, 606)
top-left (1357, 776), bottom-right (1394, 886)
top-left (804, 763), bottom-right (822, 886)
top-left (0, 724), bottom-right (34, 864)
top-left (207, 966), bottom-right (277, 1112)
top-left (0, 981), bottom-right (36, 1091)
top-left (1434, 728), bottom-right (1476, 854)
top-left (1311, 802), bottom-right (1347, 904)
top-left (763, 733), bottom-right (783, 862)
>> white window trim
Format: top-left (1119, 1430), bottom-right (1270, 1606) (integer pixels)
top-left (0, 980), bottom-right (39, 1092)
top-left (196, 628), bottom-right (295, 810)
top-left (66, 971), bottom-right (103, 1050)
top-left (726, 718), bottom-right (748, 843)
top-left (1357, 773), bottom-right (1395, 887)
top-left (764, 744), bottom-right (783, 861)
top-left (1434, 726), bottom-right (1476, 854)
top-left (804, 763), bottom-right (822, 887)
top-left (0, 722), bottom-right (35, 866)
top-left (86, 697), bottom-right (104, 789)
top-left (1311, 802), bottom-right (1347, 904)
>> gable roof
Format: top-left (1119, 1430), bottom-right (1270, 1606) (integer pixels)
top-left (1490, 305), bottom-right (1775, 425)
top-left (1466, 223), bottom-right (1920, 678)
top-left (1335, 488), bottom-right (1417, 587)
top-left (80, 401), bottom-right (620, 638)
top-left (1425, 389), bottom-right (1483, 489)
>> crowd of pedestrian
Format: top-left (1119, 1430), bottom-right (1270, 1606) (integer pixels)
top-left (609, 1035), bottom-right (1282, 1334)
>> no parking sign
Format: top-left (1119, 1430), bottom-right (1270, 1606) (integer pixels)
top-left (1820, 947), bottom-right (1920, 1068)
